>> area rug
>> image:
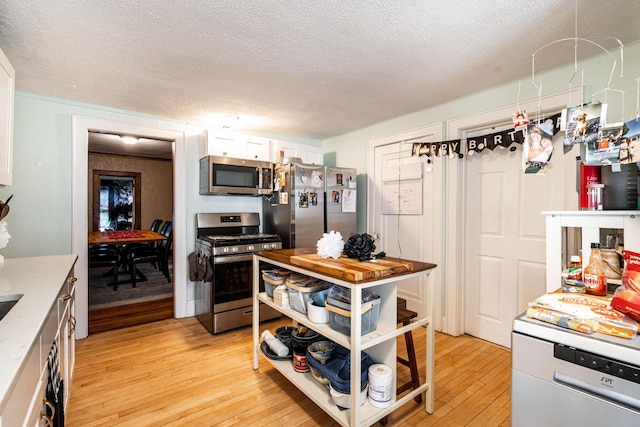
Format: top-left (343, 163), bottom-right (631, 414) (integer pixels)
top-left (88, 263), bottom-right (173, 309)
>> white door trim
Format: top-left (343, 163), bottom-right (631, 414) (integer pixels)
top-left (367, 123), bottom-right (447, 331)
top-left (72, 116), bottom-right (187, 339)
top-left (446, 88), bottom-right (582, 338)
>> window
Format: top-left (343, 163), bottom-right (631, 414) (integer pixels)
top-left (92, 170), bottom-right (141, 231)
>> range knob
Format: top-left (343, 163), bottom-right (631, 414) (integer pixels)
top-left (247, 245), bottom-right (255, 251)
top-left (222, 247), bottom-right (230, 254)
top-left (271, 243), bottom-right (278, 249)
top-left (262, 243), bottom-right (271, 250)
top-left (231, 247), bottom-right (238, 253)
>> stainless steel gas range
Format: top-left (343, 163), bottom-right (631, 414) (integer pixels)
top-left (194, 212), bottom-right (282, 334)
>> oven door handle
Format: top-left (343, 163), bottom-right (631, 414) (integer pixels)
top-left (212, 254), bottom-right (254, 264)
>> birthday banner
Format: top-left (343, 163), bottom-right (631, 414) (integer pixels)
top-left (411, 112), bottom-right (562, 159)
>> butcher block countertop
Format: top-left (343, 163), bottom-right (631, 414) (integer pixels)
top-left (256, 248), bottom-right (436, 283)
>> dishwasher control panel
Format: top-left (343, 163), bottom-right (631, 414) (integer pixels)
top-left (555, 343), bottom-right (640, 384)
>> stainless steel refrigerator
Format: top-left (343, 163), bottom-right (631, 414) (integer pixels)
top-left (262, 159), bottom-right (357, 249)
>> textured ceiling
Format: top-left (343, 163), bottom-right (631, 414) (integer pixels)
top-left (2, 0), bottom-right (640, 140)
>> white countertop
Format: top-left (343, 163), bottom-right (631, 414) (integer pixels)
top-left (0, 254), bottom-right (77, 407)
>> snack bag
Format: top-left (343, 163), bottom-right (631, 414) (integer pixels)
top-left (529, 293), bottom-right (637, 339)
top-left (621, 250), bottom-right (640, 293)
top-left (610, 287), bottom-right (640, 322)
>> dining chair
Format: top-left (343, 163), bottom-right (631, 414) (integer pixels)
top-left (128, 221), bottom-right (173, 287)
top-left (150, 218), bottom-right (163, 233)
top-left (88, 246), bottom-right (121, 290)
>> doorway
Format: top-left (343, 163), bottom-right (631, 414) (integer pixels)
top-left (72, 117), bottom-right (187, 339)
top-left (87, 151), bottom-right (174, 333)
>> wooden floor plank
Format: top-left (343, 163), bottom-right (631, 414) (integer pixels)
top-left (66, 317), bottom-right (511, 426)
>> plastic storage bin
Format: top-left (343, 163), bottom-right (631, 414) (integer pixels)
top-left (286, 274), bottom-right (330, 314)
top-left (262, 270), bottom-right (290, 298)
top-left (306, 343), bottom-right (373, 394)
top-left (325, 285), bottom-right (381, 336)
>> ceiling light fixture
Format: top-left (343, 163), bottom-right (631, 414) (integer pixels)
top-left (121, 136), bottom-right (139, 145)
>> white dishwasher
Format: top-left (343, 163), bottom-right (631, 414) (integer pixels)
top-left (512, 313), bottom-right (640, 426)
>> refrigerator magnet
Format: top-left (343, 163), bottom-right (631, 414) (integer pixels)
top-left (336, 173), bottom-right (343, 186)
top-left (310, 192), bottom-right (318, 206)
top-left (298, 191), bottom-right (309, 208)
top-left (332, 190), bottom-right (340, 204)
top-left (311, 170), bottom-right (323, 188)
top-left (279, 192), bottom-right (289, 204)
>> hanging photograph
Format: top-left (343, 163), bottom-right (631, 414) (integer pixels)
top-left (298, 191), bottom-right (309, 208)
top-left (584, 122), bottom-right (625, 166)
top-left (522, 122), bottom-right (554, 174)
top-left (562, 103), bottom-right (604, 148)
top-left (512, 110), bottom-right (530, 129)
top-left (620, 118), bottom-right (640, 164)
top-left (332, 190), bottom-right (340, 204)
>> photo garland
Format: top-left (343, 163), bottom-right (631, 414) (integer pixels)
top-left (411, 106), bottom-right (640, 173)
top-left (411, 112), bottom-right (562, 160)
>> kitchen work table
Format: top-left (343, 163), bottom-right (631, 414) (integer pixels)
top-left (252, 248), bottom-right (437, 427)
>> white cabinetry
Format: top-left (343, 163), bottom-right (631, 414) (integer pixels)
top-left (0, 47), bottom-right (14, 186)
top-left (1, 268), bottom-right (76, 427)
top-left (199, 129), bottom-right (271, 161)
top-left (543, 211), bottom-right (640, 293)
top-left (243, 136), bottom-right (271, 161)
top-left (271, 140), bottom-right (323, 164)
top-left (252, 250), bottom-right (436, 427)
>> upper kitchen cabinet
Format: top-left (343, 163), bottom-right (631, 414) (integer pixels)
top-left (271, 139), bottom-right (323, 165)
top-left (298, 144), bottom-right (323, 165)
top-left (243, 136), bottom-right (270, 161)
top-left (199, 129), bottom-right (242, 158)
top-left (199, 130), bottom-right (270, 161)
top-left (0, 48), bottom-right (14, 186)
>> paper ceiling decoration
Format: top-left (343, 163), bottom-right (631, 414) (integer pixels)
top-left (411, 113), bottom-right (563, 159)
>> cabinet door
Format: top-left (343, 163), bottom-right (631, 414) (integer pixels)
top-left (22, 374), bottom-right (46, 427)
top-left (244, 136), bottom-right (270, 161)
top-left (300, 145), bottom-right (323, 165)
top-left (0, 47), bottom-right (14, 186)
top-left (199, 129), bottom-right (244, 158)
top-left (271, 140), bottom-right (299, 162)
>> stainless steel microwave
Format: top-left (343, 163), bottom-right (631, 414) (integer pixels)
top-left (199, 155), bottom-right (273, 196)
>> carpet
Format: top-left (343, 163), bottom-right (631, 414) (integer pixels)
top-left (88, 263), bottom-right (173, 309)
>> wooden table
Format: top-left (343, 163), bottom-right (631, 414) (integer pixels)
top-left (88, 230), bottom-right (166, 246)
top-left (88, 230), bottom-right (167, 284)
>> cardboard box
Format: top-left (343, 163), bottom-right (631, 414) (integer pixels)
top-left (273, 287), bottom-right (290, 308)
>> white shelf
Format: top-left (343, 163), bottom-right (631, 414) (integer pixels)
top-left (252, 252), bottom-right (436, 426)
top-left (257, 346), bottom-right (430, 427)
top-left (543, 211), bottom-right (640, 293)
top-left (257, 292), bottom-right (426, 351)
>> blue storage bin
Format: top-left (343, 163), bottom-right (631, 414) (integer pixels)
top-left (305, 343), bottom-right (373, 394)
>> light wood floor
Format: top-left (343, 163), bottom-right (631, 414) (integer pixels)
top-left (66, 317), bottom-right (511, 426)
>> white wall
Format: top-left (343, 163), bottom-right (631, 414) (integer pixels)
top-left (0, 93), bottom-right (321, 324)
top-left (0, 92), bottom-right (321, 259)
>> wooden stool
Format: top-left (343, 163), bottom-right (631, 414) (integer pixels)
top-left (397, 308), bottom-right (422, 403)
top-left (380, 307), bottom-right (422, 425)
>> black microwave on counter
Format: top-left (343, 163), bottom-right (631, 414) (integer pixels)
top-left (199, 155), bottom-right (273, 196)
